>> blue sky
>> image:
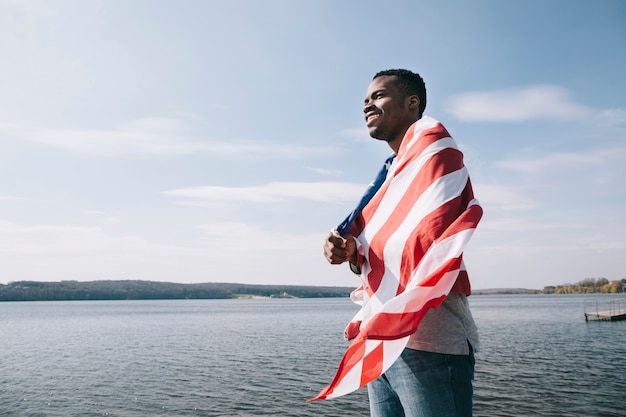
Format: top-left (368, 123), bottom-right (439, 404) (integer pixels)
top-left (1, 0), bottom-right (625, 290)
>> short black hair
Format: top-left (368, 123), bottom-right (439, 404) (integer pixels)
top-left (374, 69), bottom-right (427, 117)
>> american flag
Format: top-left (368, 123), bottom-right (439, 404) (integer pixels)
top-left (310, 116), bottom-right (482, 401)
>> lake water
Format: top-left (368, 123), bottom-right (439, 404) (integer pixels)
top-left (1, 295), bottom-right (625, 416)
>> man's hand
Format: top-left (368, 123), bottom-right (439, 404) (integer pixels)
top-left (323, 231), bottom-right (356, 265)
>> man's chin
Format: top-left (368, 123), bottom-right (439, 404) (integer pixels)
top-left (369, 132), bottom-right (390, 143)
top-left (368, 127), bottom-right (385, 140)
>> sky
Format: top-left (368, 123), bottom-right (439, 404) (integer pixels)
top-left (1, 0), bottom-right (625, 290)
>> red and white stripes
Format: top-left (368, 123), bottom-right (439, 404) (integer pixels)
top-left (310, 116), bottom-right (482, 401)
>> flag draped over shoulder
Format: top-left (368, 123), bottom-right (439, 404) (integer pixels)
top-left (309, 116), bottom-right (482, 402)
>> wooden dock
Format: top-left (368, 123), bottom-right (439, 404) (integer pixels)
top-left (584, 299), bottom-right (626, 322)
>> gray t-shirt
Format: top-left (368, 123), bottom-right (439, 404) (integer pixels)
top-left (406, 292), bottom-right (479, 355)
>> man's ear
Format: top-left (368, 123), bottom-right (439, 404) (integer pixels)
top-left (407, 95), bottom-right (419, 111)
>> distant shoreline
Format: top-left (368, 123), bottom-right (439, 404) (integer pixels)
top-left (1, 279), bottom-right (622, 302)
top-left (0, 280), bottom-right (353, 302)
top-left (472, 288), bottom-right (542, 295)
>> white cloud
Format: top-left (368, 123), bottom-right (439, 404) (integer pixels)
top-left (306, 167), bottom-right (343, 177)
top-left (0, 195), bottom-right (22, 202)
top-left (479, 217), bottom-right (580, 234)
top-left (473, 184), bottom-right (536, 211)
top-left (0, 219), bottom-right (355, 287)
top-left (0, 221), bottom-right (146, 257)
top-left (496, 151), bottom-right (602, 173)
top-left (446, 85), bottom-right (590, 122)
top-left (0, 122), bottom-right (19, 130)
top-left (31, 124), bottom-right (203, 157)
top-left (162, 181), bottom-right (366, 206)
top-left (196, 221), bottom-right (312, 251)
top-left (84, 210), bottom-right (121, 223)
top-left (592, 108), bottom-right (626, 126)
top-left (11, 117), bottom-right (338, 158)
top-left (494, 146), bottom-right (626, 179)
top-left (339, 127), bottom-right (369, 140)
top-left (479, 146), bottom-right (626, 210)
top-left (1, 0), bottom-right (61, 18)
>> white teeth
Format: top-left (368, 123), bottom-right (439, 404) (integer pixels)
top-left (367, 114), bottom-right (379, 122)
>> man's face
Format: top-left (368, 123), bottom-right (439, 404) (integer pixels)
top-left (363, 75), bottom-right (417, 150)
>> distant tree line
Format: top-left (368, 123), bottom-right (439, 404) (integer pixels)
top-left (0, 280), bottom-right (354, 302)
top-left (543, 277), bottom-right (626, 294)
top-left (4, 277), bottom-right (624, 301)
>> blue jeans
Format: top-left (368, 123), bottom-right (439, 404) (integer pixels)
top-left (367, 346), bottom-right (475, 417)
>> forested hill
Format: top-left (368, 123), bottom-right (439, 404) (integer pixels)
top-left (3, 277), bottom-right (624, 302)
top-left (0, 280), bottom-right (354, 302)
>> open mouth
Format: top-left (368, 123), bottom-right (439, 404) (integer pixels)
top-left (366, 113), bottom-right (380, 124)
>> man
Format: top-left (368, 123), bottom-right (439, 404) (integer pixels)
top-left (322, 69), bottom-right (481, 417)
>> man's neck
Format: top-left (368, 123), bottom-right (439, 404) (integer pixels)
top-left (388, 116), bottom-right (421, 154)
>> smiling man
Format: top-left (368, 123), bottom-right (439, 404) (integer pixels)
top-left (321, 69), bottom-right (482, 417)
top-left (364, 72), bottom-right (425, 153)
